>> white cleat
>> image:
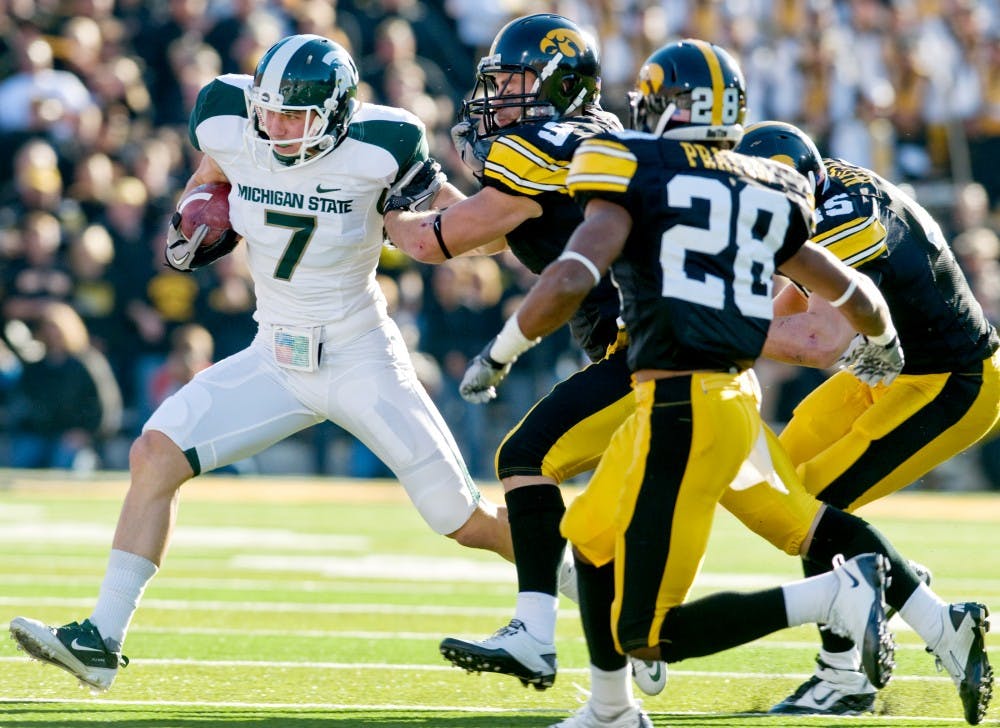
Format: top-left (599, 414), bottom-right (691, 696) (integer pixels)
top-left (629, 657), bottom-right (667, 696)
top-left (824, 553), bottom-right (895, 689)
top-left (929, 602), bottom-right (992, 725)
top-left (769, 657), bottom-right (876, 715)
top-left (440, 619), bottom-right (557, 689)
top-left (9, 616), bottom-right (127, 691)
top-left (550, 700), bottom-right (653, 727)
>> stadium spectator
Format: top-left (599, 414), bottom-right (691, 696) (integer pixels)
top-left (131, 0), bottom-right (212, 127)
top-left (6, 301), bottom-right (122, 470)
top-left (287, 0), bottom-right (359, 57)
top-left (0, 34), bottom-right (97, 143)
top-left (204, 0), bottom-right (288, 74)
top-left (361, 17), bottom-right (453, 107)
top-left (66, 222), bottom-right (121, 359)
top-left (147, 322), bottom-right (213, 411)
top-left (2, 210), bottom-right (73, 325)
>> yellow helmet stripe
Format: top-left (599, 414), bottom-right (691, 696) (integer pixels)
top-left (690, 39), bottom-right (724, 125)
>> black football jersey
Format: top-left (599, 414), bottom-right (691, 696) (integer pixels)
top-left (567, 133), bottom-right (814, 373)
top-left (815, 159), bottom-right (999, 373)
top-left (480, 106), bottom-right (623, 361)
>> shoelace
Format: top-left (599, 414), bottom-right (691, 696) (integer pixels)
top-left (491, 620), bottom-right (524, 639)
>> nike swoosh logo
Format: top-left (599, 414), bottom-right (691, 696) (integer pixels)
top-left (646, 662), bottom-right (662, 682)
top-left (315, 185), bottom-right (341, 193)
top-left (70, 637), bottom-right (105, 654)
top-left (845, 569), bottom-right (860, 589)
top-left (811, 687), bottom-right (835, 706)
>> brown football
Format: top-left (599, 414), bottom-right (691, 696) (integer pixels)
top-left (178, 182), bottom-right (233, 245)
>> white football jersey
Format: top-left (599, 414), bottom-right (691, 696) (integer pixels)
top-left (189, 74), bottom-right (428, 328)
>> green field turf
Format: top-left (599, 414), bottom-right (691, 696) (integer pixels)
top-left (0, 469), bottom-right (997, 726)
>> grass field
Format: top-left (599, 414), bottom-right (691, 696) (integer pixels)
top-left (0, 468), bottom-right (997, 727)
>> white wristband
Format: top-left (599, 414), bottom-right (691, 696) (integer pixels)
top-left (489, 314), bottom-right (539, 364)
top-left (828, 278), bottom-right (857, 308)
top-left (868, 325), bottom-right (897, 346)
top-left (557, 250), bottom-right (602, 286)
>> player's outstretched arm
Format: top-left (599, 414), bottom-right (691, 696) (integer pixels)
top-left (384, 186), bottom-right (538, 263)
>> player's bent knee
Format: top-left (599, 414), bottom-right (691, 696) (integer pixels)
top-left (495, 431), bottom-right (545, 479)
top-left (446, 507), bottom-right (498, 550)
top-left (129, 431), bottom-right (193, 489)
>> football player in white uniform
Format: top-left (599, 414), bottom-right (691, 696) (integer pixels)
top-left (8, 34), bottom-right (513, 692)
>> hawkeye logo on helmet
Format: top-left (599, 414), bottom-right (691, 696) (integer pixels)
top-left (639, 64), bottom-right (664, 95)
top-left (540, 29), bottom-right (585, 58)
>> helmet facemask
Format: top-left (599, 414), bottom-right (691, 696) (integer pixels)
top-left (463, 65), bottom-right (552, 137)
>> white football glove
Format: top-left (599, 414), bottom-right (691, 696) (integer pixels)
top-left (379, 159), bottom-right (446, 214)
top-left (164, 211), bottom-right (241, 272)
top-left (450, 120), bottom-right (486, 177)
top-left (459, 346), bottom-right (512, 404)
top-left (164, 211), bottom-right (207, 272)
top-left (836, 333), bottom-right (905, 386)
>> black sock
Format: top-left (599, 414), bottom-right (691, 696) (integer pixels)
top-left (505, 484), bottom-right (566, 595)
top-left (659, 589), bottom-right (787, 662)
top-left (805, 506), bottom-right (923, 653)
top-left (575, 556), bottom-right (627, 671)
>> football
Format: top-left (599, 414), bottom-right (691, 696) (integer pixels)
top-left (177, 182), bottom-right (233, 245)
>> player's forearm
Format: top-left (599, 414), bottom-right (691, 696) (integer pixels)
top-left (514, 260), bottom-right (594, 340)
top-left (836, 274), bottom-right (896, 342)
top-left (762, 313), bottom-right (852, 368)
top-left (385, 208), bottom-right (507, 263)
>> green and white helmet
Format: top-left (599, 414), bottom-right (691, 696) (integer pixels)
top-left (244, 34), bottom-right (360, 171)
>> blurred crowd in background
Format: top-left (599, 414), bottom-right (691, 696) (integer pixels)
top-left (1, 0), bottom-right (999, 489)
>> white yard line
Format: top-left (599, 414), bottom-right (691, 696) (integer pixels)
top-left (0, 596), bottom-right (530, 617)
top-left (0, 655), bottom-right (954, 683)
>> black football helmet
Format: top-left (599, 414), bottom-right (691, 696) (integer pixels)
top-left (736, 120), bottom-right (827, 191)
top-left (629, 39), bottom-right (746, 145)
top-left (463, 13), bottom-right (601, 137)
top-left (244, 34), bottom-right (360, 170)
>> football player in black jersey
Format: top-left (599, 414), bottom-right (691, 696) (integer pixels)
top-left (738, 120), bottom-right (996, 724)
top-left (384, 13), bottom-right (669, 698)
top-left (461, 39), bottom-right (910, 728)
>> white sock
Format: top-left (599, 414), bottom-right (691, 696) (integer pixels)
top-left (90, 549), bottom-right (158, 651)
top-left (513, 591), bottom-right (558, 644)
top-left (899, 583), bottom-right (948, 650)
top-left (589, 664), bottom-right (634, 717)
top-left (819, 646), bottom-right (861, 671)
top-left (782, 571), bottom-right (839, 626)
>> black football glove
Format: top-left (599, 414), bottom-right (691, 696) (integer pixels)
top-left (164, 211), bottom-right (240, 272)
top-left (836, 333), bottom-right (905, 386)
top-left (379, 159), bottom-right (447, 214)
